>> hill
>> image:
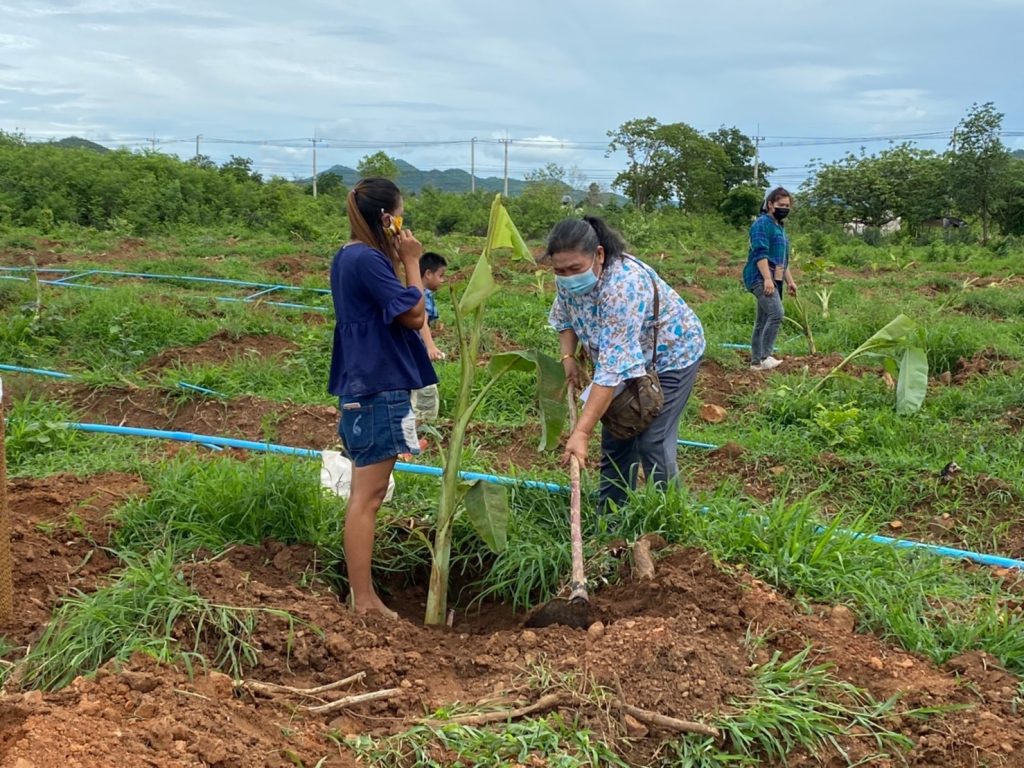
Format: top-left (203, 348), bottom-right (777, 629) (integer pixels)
top-left (52, 137), bottom-right (110, 153)
top-left (316, 159), bottom-right (529, 196)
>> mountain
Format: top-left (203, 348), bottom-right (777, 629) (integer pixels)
top-left (315, 159), bottom-right (529, 196)
top-left (52, 137), bottom-right (110, 153)
top-left (1013, 149), bottom-right (1024, 159)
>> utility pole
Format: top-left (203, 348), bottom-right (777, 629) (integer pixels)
top-left (195, 134), bottom-right (202, 159)
top-left (310, 136), bottom-right (321, 198)
top-left (753, 124), bottom-right (763, 185)
top-left (470, 137), bottom-right (476, 193)
top-left (503, 133), bottom-right (509, 197)
top-left (149, 132), bottom-right (157, 151)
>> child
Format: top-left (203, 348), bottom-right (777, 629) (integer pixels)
top-left (410, 252), bottom-right (447, 423)
top-left (419, 252), bottom-right (447, 361)
top-left (328, 178), bottom-right (436, 619)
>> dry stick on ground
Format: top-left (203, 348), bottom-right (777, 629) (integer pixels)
top-left (421, 693), bottom-right (565, 727)
top-left (237, 672), bottom-right (367, 699)
top-left (305, 687), bottom-right (402, 715)
top-left (631, 538), bottom-right (656, 581)
top-left (0, 379), bottom-right (13, 622)
top-left (610, 700), bottom-right (720, 739)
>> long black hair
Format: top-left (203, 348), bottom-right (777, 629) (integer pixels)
top-left (544, 216), bottom-right (628, 262)
top-left (347, 177), bottom-right (401, 265)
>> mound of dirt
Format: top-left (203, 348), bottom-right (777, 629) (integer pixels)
top-left (1, 473), bottom-right (147, 649)
top-left (142, 330), bottom-right (297, 373)
top-left (2, 531), bottom-right (1023, 766)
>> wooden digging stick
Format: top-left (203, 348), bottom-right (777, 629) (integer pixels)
top-left (567, 385), bottom-right (587, 604)
top-left (0, 377), bottom-right (13, 621)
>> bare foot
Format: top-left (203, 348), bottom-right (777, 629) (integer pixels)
top-left (348, 593), bottom-right (399, 620)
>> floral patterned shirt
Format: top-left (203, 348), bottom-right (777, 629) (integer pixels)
top-left (548, 255), bottom-right (705, 387)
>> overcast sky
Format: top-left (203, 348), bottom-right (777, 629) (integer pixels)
top-left (2, 0), bottom-right (1022, 189)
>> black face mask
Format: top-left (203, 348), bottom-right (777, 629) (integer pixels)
top-left (772, 207), bottom-right (790, 222)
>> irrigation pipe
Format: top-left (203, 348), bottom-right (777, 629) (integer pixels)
top-left (59, 421), bottom-right (568, 494)
top-left (4, 415), bottom-right (1019, 571)
top-left (0, 362), bottom-right (228, 399)
top-left (0, 266), bottom-right (330, 295)
top-left (6, 362), bottom-right (716, 452)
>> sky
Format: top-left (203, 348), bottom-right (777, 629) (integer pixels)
top-left (2, 0), bottom-right (1023, 190)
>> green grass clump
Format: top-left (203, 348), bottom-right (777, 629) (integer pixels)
top-left (114, 454), bottom-right (345, 561)
top-left (665, 643), bottom-right (914, 766)
top-left (345, 715), bottom-right (629, 768)
top-left (17, 548), bottom-right (261, 690)
top-left (613, 488), bottom-right (1024, 676)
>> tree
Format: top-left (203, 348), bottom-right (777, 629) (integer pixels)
top-left (187, 154), bottom-right (217, 170)
top-left (607, 117), bottom-right (674, 209)
top-left (719, 185), bottom-right (763, 228)
top-left (993, 158), bottom-right (1024, 236)
top-left (801, 144), bottom-right (948, 231)
top-left (657, 122), bottom-right (730, 213)
top-left (524, 162), bottom-right (566, 186)
top-left (357, 151), bottom-right (399, 181)
top-left (707, 126), bottom-right (774, 190)
top-left (950, 102), bottom-right (1010, 243)
top-left (607, 117), bottom-right (731, 211)
top-left (315, 171), bottom-right (346, 197)
top-left (220, 155), bottom-right (262, 184)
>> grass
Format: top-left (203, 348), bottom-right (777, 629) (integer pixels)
top-left (16, 548), bottom-right (265, 690)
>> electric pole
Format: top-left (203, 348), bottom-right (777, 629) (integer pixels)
top-left (149, 132), bottom-right (157, 151)
top-left (195, 134), bottom-right (202, 159)
top-left (310, 137), bottom-right (321, 198)
top-left (470, 137), bottom-right (476, 193)
top-left (503, 133), bottom-right (509, 197)
top-left (753, 124), bottom-right (763, 185)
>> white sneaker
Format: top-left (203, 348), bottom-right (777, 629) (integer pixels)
top-left (751, 358), bottom-right (781, 372)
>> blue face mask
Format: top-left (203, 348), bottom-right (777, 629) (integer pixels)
top-left (555, 259), bottom-right (599, 295)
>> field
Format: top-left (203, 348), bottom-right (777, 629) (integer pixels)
top-left (0, 219), bottom-right (1023, 768)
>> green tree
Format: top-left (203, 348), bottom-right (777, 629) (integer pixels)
top-left (950, 102), bottom-right (1010, 243)
top-left (220, 155), bottom-right (262, 184)
top-left (607, 117), bottom-right (674, 209)
top-left (314, 171), bottom-right (346, 197)
top-left (657, 122), bottom-right (730, 212)
top-left (719, 184), bottom-right (763, 228)
top-left (993, 158), bottom-right (1024, 236)
top-left (802, 144), bottom-right (948, 231)
top-left (357, 151), bottom-right (399, 181)
top-left (584, 182), bottom-right (604, 207)
top-left (707, 126), bottom-right (774, 190)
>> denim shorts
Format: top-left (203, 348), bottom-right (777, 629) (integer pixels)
top-left (338, 390), bottom-right (420, 467)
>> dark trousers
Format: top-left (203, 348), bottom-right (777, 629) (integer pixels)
top-left (750, 281), bottom-right (784, 364)
top-left (599, 360), bottom-right (701, 514)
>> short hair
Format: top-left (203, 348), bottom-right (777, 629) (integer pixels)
top-left (420, 252), bottom-right (448, 275)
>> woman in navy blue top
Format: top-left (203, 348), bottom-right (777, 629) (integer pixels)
top-left (329, 177), bottom-right (437, 619)
top-left (742, 187), bottom-right (798, 371)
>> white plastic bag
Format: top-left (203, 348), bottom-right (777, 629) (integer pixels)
top-left (320, 449), bottom-right (395, 503)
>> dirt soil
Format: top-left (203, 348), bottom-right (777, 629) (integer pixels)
top-left (142, 330), bottom-right (297, 373)
top-left (3, 494), bottom-right (1024, 768)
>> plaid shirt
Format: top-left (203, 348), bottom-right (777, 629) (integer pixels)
top-left (743, 214), bottom-right (789, 290)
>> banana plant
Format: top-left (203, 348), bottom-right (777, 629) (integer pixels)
top-left (422, 196), bottom-right (567, 626)
top-left (811, 314), bottom-right (928, 414)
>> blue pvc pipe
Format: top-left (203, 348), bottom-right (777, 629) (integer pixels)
top-left (0, 363), bottom-right (75, 380)
top-left (822, 527), bottom-right (1024, 571)
top-left (0, 266), bottom-right (330, 294)
top-left (678, 438), bottom-right (719, 450)
top-left (0, 275), bottom-right (107, 290)
top-left (59, 421), bottom-right (568, 493)
top-left (176, 382), bottom-right (227, 398)
top-left (215, 296), bottom-right (329, 312)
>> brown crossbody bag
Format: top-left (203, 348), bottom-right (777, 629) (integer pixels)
top-left (600, 260), bottom-right (664, 440)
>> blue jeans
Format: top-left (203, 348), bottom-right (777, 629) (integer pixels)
top-left (338, 390), bottom-right (420, 467)
top-left (750, 281), bottom-right (784, 364)
top-left (599, 361), bottom-right (701, 514)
